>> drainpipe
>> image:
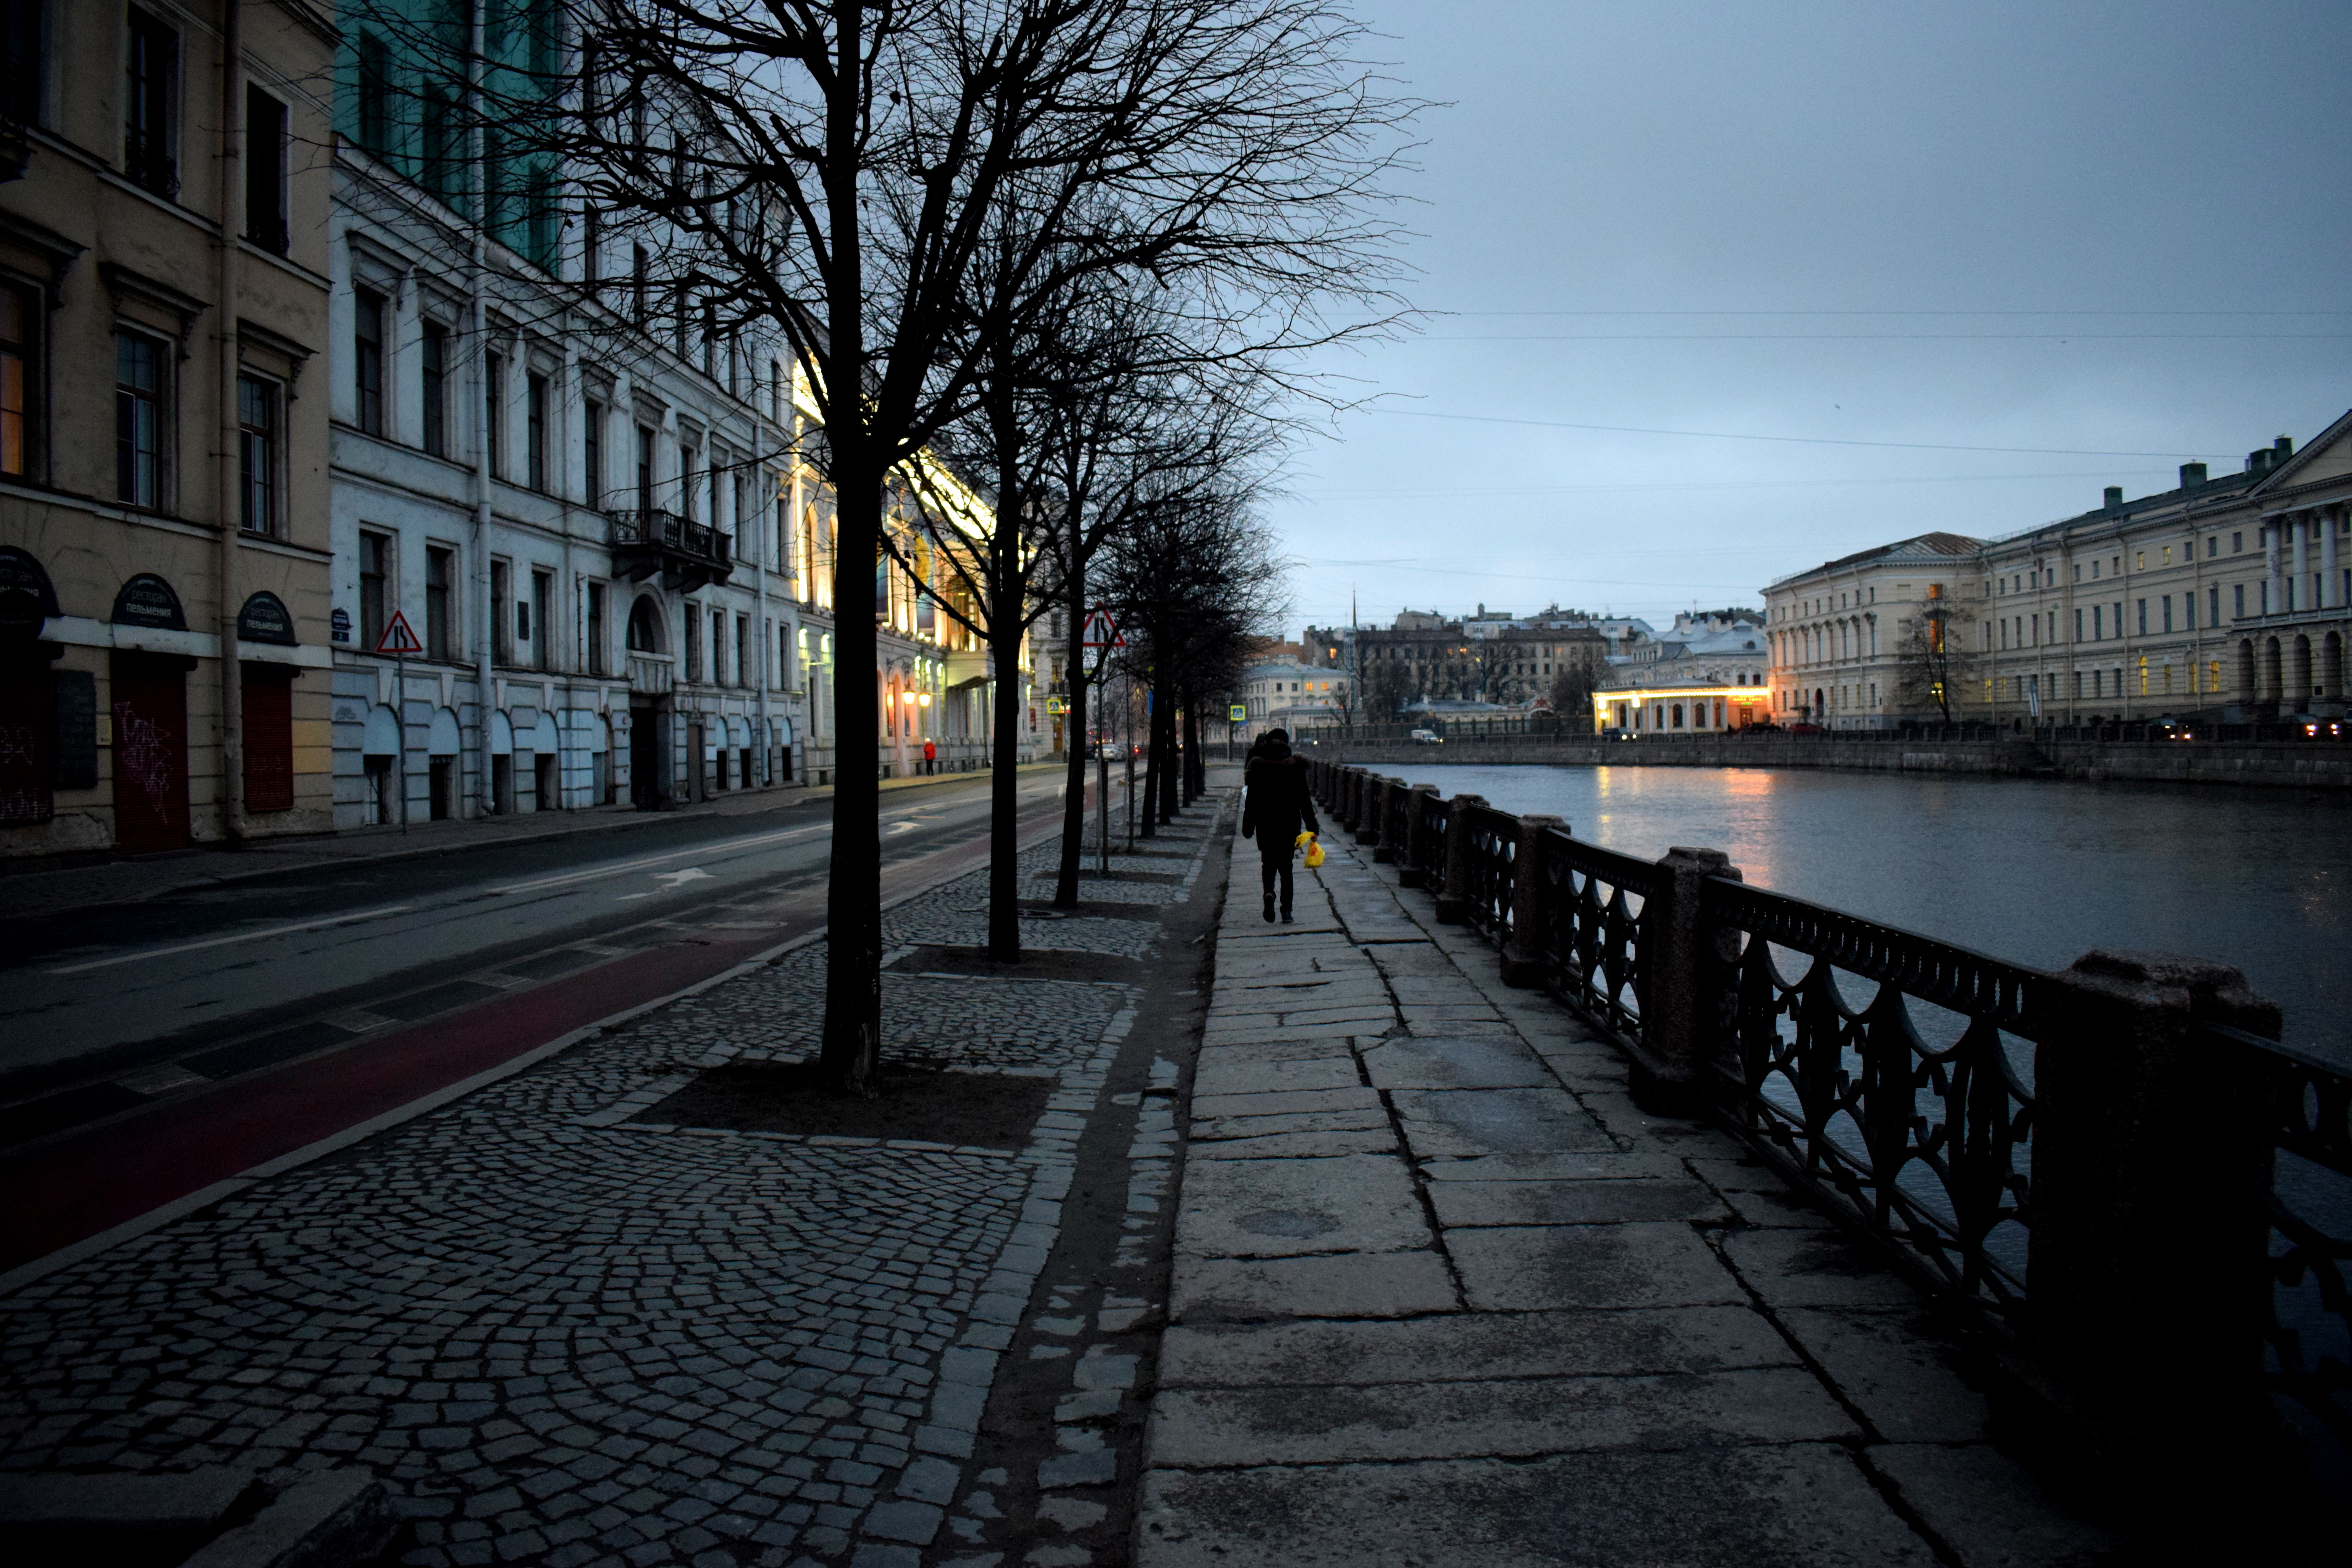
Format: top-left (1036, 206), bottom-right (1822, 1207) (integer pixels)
top-left (469, 2), bottom-right (494, 817)
top-left (215, 0), bottom-right (246, 843)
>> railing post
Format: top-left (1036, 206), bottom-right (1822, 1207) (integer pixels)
top-left (2022, 951), bottom-right (2281, 1503)
top-left (1501, 814), bottom-right (1565, 987)
top-left (1433, 794), bottom-right (1486, 924)
top-left (1399, 784), bottom-right (1437, 887)
top-left (1355, 771), bottom-right (1383, 846)
top-left (1370, 777), bottom-right (1398, 861)
top-left (1628, 846), bottom-right (1742, 1113)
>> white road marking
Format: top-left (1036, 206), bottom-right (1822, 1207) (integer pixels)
top-left (652, 868), bottom-right (713, 889)
top-left (486, 823), bottom-right (828, 896)
top-left (48, 905), bottom-right (419, 976)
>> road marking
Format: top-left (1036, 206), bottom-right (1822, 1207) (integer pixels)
top-left (486, 823), bottom-right (828, 897)
top-left (652, 868), bottom-right (712, 889)
top-left (47, 905), bottom-right (419, 976)
top-left (118, 1064), bottom-right (209, 1096)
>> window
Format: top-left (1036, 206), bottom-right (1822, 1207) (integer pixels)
top-left (635, 423), bottom-right (655, 512)
top-left (2207, 536), bottom-right (2218, 559)
top-left (353, 288), bottom-right (385, 435)
top-left (2074, 608), bottom-right (2082, 642)
top-left (2161, 596), bottom-right (2172, 634)
top-left (354, 28), bottom-right (390, 156)
top-left (483, 351), bottom-right (505, 475)
top-left (2162, 546), bottom-right (2172, 566)
top-left (2, 0), bottom-right (39, 145)
top-left (244, 86), bottom-right (288, 252)
top-left (425, 544), bottom-right (454, 661)
top-left (532, 572), bottom-right (552, 670)
top-left (2092, 605), bottom-right (2102, 639)
top-left (587, 581), bottom-right (607, 675)
top-left (2232, 532), bottom-right (2243, 553)
top-left (680, 444), bottom-right (697, 519)
top-left (583, 399), bottom-right (604, 506)
top-left (237, 374), bottom-right (277, 533)
top-left (491, 559), bottom-right (512, 663)
top-left (420, 322), bottom-right (447, 456)
top-left (0, 285), bottom-right (31, 477)
top-left (684, 603), bottom-right (701, 681)
top-left (2183, 594), bottom-right (2194, 631)
top-left (2135, 552), bottom-right (2145, 571)
top-left (359, 531), bottom-right (389, 649)
top-left (114, 330), bottom-right (163, 507)
top-left (125, 7), bottom-right (178, 195)
top-left (632, 244), bottom-right (648, 327)
top-left (711, 608), bottom-right (725, 683)
top-left (2210, 585), bottom-right (2221, 626)
top-left (526, 372), bottom-right (548, 490)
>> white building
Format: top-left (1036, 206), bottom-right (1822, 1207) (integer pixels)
top-left (1238, 661), bottom-right (1352, 737)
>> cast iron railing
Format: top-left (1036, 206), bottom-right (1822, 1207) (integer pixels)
top-left (1457, 802), bottom-right (1516, 943)
top-left (1535, 828), bottom-right (1655, 1046)
top-left (1301, 757), bottom-right (2352, 1487)
top-left (1708, 876), bottom-right (2040, 1327)
top-left (2232, 1022), bottom-right (2352, 1454)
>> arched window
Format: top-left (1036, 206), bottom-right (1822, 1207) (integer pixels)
top-left (627, 595), bottom-right (663, 653)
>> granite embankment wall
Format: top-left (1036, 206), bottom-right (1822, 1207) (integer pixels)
top-left (1313, 734), bottom-right (2352, 788)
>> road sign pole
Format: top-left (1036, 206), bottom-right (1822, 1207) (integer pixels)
top-left (396, 655), bottom-right (408, 834)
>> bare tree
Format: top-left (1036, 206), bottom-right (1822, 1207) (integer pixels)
top-left (1892, 592), bottom-right (1978, 723)
top-left (524, 0), bottom-right (1415, 1089)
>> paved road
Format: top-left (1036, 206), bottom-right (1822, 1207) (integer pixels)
top-left (0, 768), bottom-right (1124, 1270)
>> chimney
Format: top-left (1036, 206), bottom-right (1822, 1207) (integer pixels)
top-left (2247, 448), bottom-right (2271, 475)
top-left (2179, 461), bottom-right (2207, 490)
top-left (2275, 435), bottom-right (2295, 461)
top-left (2103, 485), bottom-right (2123, 510)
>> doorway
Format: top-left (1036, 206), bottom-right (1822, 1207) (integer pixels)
top-left (110, 652), bottom-right (191, 851)
top-left (534, 751), bottom-right (557, 810)
top-left (630, 697), bottom-right (664, 809)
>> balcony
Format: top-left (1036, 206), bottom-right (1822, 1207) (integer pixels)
top-left (610, 510), bottom-right (733, 593)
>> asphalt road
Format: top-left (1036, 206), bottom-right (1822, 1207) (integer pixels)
top-left (0, 767), bottom-right (1112, 1179)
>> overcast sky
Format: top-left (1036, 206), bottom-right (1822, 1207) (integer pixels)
top-left (1269, 0), bottom-right (2352, 635)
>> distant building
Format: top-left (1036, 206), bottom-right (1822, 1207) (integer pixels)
top-left (1595, 612), bottom-right (1771, 733)
top-left (1237, 661), bottom-right (1352, 737)
top-left (1348, 606), bottom-right (1611, 717)
top-left (1764, 407), bottom-right (2352, 726)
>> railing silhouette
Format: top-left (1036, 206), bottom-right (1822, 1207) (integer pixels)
top-left (1308, 755), bottom-right (2351, 1501)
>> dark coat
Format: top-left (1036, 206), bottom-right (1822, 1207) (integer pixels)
top-left (1241, 750), bottom-right (1318, 854)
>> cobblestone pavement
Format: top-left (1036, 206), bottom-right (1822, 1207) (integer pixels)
top-left (0, 795), bottom-right (1228, 1568)
top-left (1135, 829), bottom-right (2130, 1568)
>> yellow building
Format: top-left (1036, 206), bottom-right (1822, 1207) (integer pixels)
top-left (2, 1), bottom-right (336, 855)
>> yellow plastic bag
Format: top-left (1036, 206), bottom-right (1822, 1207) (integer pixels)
top-left (1298, 831), bottom-right (1325, 869)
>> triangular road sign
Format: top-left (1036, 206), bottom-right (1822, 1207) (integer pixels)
top-left (374, 608), bottom-right (425, 658)
top-left (1082, 609), bottom-right (1124, 649)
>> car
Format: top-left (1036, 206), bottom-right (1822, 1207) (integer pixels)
top-left (1408, 728), bottom-right (1443, 745)
top-left (1598, 727), bottom-right (1635, 742)
top-left (1788, 722), bottom-right (1826, 736)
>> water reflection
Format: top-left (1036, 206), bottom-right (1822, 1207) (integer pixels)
top-left (1402, 762), bottom-right (2352, 1065)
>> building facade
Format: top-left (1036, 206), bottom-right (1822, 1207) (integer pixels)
top-left (1764, 409), bottom-right (2352, 728)
top-left (2, 0), bottom-right (337, 857)
top-left (1347, 608), bottom-right (1610, 720)
top-left (321, 6), bottom-right (1029, 832)
top-left (1594, 612), bottom-right (1770, 733)
top-left (1236, 659), bottom-right (1351, 737)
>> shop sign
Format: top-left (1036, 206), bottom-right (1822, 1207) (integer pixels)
top-left (111, 572), bottom-right (187, 630)
top-left (237, 592), bottom-right (298, 646)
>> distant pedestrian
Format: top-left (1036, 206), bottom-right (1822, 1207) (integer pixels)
top-left (923, 737), bottom-right (936, 775)
top-left (1240, 733), bottom-right (1316, 923)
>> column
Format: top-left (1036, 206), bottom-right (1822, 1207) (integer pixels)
top-left (2324, 503), bottom-right (2342, 610)
top-left (2264, 517), bottom-right (2283, 617)
top-left (2293, 514), bottom-right (2310, 613)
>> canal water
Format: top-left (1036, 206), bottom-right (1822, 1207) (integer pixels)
top-left (1396, 763), bottom-right (2352, 1067)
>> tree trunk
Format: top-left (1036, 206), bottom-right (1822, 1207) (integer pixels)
top-left (819, 448), bottom-right (884, 1093)
top-left (1053, 554), bottom-right (1089, 907)
top-left (986, 529), bottom-right (1024, 962)
top-left (1158, 693), bottom-right (1179, 825)
top-left (817, 2), bottom-right (880, 1094)
top-left (1138, 680), bottom-right (1159, 838)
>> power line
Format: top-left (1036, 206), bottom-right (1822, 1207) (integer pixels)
top-left (1417, 332), bottom-right (2350, 341)
top-left (1366, 408), bottom-right (2229, 459)
top-left (1292, 467), bottom-right (2180, 500)
top-left (1440, 309), bottom-right (2352, 317)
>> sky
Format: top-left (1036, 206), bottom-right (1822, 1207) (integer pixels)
top-left (1267, 0), bottom-right (2352, 635)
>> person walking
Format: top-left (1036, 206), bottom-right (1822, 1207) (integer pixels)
top-left (1240, 730), bottom-right (1317, 923)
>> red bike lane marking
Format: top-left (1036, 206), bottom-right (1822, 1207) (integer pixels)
top-left (0, 800), bottom-right (1062, 1274)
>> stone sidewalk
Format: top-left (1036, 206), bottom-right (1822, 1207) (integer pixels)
top-left (1136, 826), bottom-right (2126, 1566)
top-left (0, 791), bottom-right (1223, 1568)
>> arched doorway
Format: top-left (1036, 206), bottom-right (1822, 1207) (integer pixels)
top-left (627, 594), bottom-right (664, 654)
top-left (2324, 631), bottom-right (2345, 704)
top-left (2262, 637), bottom-right (2283, 707)
top-left (2237, 639), bottom-right (2257, 704)
top-left (2290, 635), bottom-right (2314, 708)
